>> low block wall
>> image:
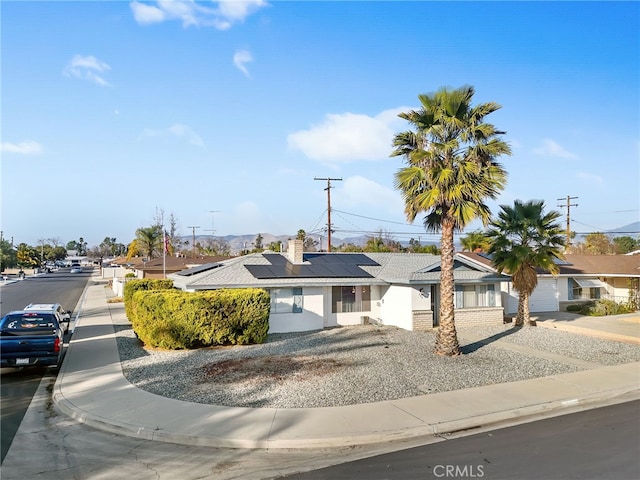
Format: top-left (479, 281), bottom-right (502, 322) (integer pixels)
top-left (454, 307), bottom-right (504, 327)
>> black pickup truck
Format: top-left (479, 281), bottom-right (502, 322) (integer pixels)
top-left (0, 311), bottom-right (64, 370)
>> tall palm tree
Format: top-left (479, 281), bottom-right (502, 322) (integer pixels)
top-left (487, 200), bottom-right (565, 326)
top-left (392, 85), bottom-right (511, 356)
top-left (135, 226), bottom-right (163, 259)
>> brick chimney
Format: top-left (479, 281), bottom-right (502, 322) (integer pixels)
top-left (288, 239), bottom-right (304, 264)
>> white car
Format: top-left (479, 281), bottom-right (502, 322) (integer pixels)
top-left (70, 265), bottom-right (82, 274)
top-left (22, 303), bottom-right (72, 333)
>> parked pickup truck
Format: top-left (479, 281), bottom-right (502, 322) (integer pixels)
top-left (0, 311), bottom-right (64, 370)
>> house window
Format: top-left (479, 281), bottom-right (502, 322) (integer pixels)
top-left (569, 279), bottom-right (601, 300)
top-left (332, 286), bottom-right (371, 313)
top-left (454, 284), bottom-right (496, 309)
top-left (270, 288), bottom-right (303, 314)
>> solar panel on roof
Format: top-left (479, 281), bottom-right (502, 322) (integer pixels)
top-left (245, 253), bottom-right (378, 279)
top-left (175, 262), bottom-right (222, 276)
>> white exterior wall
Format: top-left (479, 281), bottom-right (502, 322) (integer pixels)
top-left (410, 285), bottom-right (432, 311)
top-left (502, 278), bottom-right (559, 313)
top-left (268, 287), bottom-right (324, 333)
top-left (380, 284), bottom-right (413, 330)
top-left (557, 276), bottom-right (569, 302)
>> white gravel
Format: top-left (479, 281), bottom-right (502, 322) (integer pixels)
top-left (112, 316), bottom-right (640, 409)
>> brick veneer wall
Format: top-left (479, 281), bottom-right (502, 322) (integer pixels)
top-left (412, 310), bottom-right (434, 331)
top-left (412, 307), bottom-right (503, 330)
top-left (454, 307), bottom-right (504, 327)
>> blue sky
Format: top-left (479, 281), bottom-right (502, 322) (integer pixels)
top-left (2, 0), bottom-right (639, 249)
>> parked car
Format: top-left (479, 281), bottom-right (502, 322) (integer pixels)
top-left (70, 265), bottom-right (82, 274)
top-left (23, 303), bottom-right (71, 333)
top-left (0, 311), bottom-right (64, 370)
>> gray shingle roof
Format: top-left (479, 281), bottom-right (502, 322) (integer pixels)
top-left (169, 251), bottom-right (504, 290)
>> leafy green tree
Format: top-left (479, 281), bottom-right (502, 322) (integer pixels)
top-left (408, 238), bottom-right (440, 254)
top-left (460, 230), bottom-right (491, 252)
top-left (363, 231), bottom-right (402, 252)
top-left (487, 200), bottom-right (565, 326)
top-left (392, 85), bottom-right (511, 356)
top-left (47, 246), bottom-right (67, 261)
top-left (297, 229), bottom-right (306, 241)
top-left (335, 243), bottom-right (363, 252)
top-left (16, 243), bottom-right (38, 268)
top-left (66, 240), bottom-right (78, 251)
top-left (613, 236), bottom-right (639, 254)
top-left (0, 239), bottom-right (17, 271)
top-left (583, 232), bottom-right (615, 255)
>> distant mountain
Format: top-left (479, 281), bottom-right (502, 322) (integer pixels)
top-left (607, 221), bottom-right (640, 234)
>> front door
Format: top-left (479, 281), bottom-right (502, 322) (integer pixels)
top-left (431, 285), bottom-right (439, 326)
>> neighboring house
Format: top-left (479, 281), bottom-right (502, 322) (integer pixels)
top-left (169, 240), bottom-right (508, 334)
top-left (129, 255), bottom-right (231, 279)
top-left (459, 252), bottom-right (640, 314)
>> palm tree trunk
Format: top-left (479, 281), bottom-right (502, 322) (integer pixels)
top-left (515, 297), bottom-right (525, 327)
top-left (434, 217), bottom-right (461, 356)
top-left (522, 292), bottom-right (534, 326)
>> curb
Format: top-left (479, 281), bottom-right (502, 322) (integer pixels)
top-left (53, 380), bottom-right (640, 450)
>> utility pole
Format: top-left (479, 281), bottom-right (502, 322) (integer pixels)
top-left (187, 226), bottom-right (200, 257)
top-left (557, 195), bottom-right (578, 248)
top-left (314, 177), bottom-right (342, 252)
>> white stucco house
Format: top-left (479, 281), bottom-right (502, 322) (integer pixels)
top-left (168, 240), bottom-right (509, 334)
top-left (459, 252), bottom-right (640, 314)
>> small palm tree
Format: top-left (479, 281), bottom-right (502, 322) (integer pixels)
top-left (460, 231), bottom-right (491, 252)
top-left (393, 85), bottom-right (511, 356)
top-left (135, 226), bottom-right (163, 259)
top-left (487, 200), bottom-right (565, 326)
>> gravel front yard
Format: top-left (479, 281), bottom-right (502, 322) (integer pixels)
top-left (113, 319), bottom-right (640, 409)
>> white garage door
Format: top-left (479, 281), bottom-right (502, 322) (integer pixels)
top-left (504, 278), bottom-right (559, 314)
top-left (529, 278), bottom-right (559, 312)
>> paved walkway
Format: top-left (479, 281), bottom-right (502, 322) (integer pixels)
top-left (52, 278), bottom-right (640, 449)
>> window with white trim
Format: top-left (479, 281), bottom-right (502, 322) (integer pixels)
top-left (454, 284), bottom-right (496, 308)
top-left (332, 286), bottom-right (371, 313)
top-left (270, 288), bottom-right (303, 314)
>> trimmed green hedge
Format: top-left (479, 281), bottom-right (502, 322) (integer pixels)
top-left (132, 288), bottom-right (270, 349)
top-left (123, 278), bottom-right (174, 325)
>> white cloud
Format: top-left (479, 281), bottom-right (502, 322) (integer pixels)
top-left (141, 124), bottom-right (204, 147)
top-left (130, 0), bottom-right (269, 29)
top-left (287, 107), bottom-right (409, 163)
top-left (1, 141), bottom-right (43, 155)
top-left (63, 55), bottom-right (111, 86)
top-left (233, 49), bottom-right (253, 77)
top-left (339, 176), bottom-right (403, 213)
top-left (533, 138), bottom-right (578, 159)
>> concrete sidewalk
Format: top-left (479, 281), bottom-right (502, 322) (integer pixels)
top-left (53, 279), bottom-right (640, 450)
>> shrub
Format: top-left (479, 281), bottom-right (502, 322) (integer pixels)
top-left (124, 278), bottom-right (174, 325)
top-left (132, 288), bottom-right (270, 349)
top-left (580, 299), bottom-right (636, 316)
top-left (566, 303), bottom-right (588, 312)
